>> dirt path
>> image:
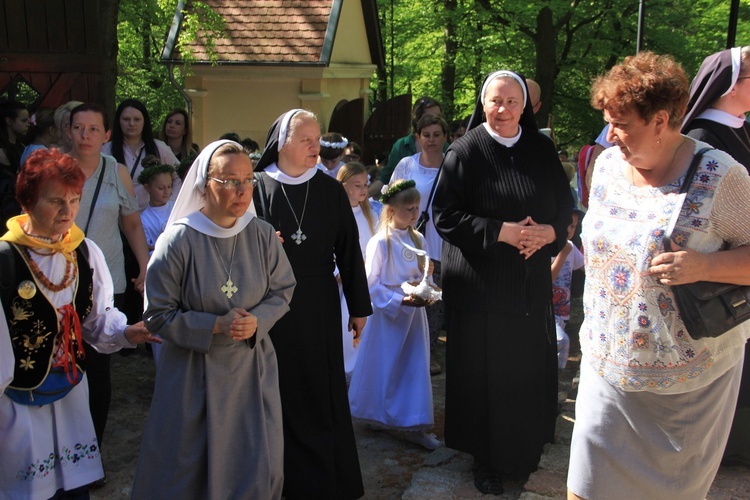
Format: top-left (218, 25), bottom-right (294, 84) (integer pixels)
top-left (91, 300), bottom-right (749, 499)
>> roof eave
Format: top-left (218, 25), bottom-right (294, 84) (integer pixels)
top-left (362, 0), bottom-right (385, 69)
top-left (320, 0), bottom-right (343, 65)
top-left (159, 59), bottom-right (329, 67)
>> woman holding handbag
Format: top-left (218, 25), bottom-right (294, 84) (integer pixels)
top-left (567, 51), bottom-right (750, 499)
top-left (390, 114), bottom-right (448, 374)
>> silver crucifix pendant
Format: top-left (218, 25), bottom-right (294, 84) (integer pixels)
top-left (291, 228), bottom-right (307, 245)
top-left (221, 279), bottom-right (238, 298)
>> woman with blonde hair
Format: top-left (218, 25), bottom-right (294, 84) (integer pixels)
top-left (53, 100), bottom-right (83, 152)
top-left (159, 108), bottom-right (198, 162)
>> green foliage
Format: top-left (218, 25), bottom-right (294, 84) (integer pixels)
top-left (116, 0), bottom-right (226, 133)
top-left (117, 0), bottom-right (184, 129)
top-left (376, 0), bottom-right (750, 153)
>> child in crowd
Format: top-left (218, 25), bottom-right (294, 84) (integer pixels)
top-left (348, 180), bottom-right (440, 450)
top-left (551, 209), bottom-right (584, 369)
top-left (317, 132), bottom-right (348, 178)
top-left (138, 158), bottom-right (175, 367)
top-left (343, 141), bottom-right (362, 163)
top-left (20, 108), bottom-right (57, 166)
top-left (137, 158), bottom-right (175, 255)
top-left (337, 162), bottom-right (379, 381)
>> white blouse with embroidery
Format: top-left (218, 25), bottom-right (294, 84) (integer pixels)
top-left (581, 139), bottom-right (750, 394)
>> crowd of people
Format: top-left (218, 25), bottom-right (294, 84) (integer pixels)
top-left (1, 46), bottom-right (750, 499)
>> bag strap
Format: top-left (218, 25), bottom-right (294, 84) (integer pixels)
top-left (663, 147), bottom-right (713, 252)
top-left (83, 156), bottom-right (105, 235)
top-left (423, 164), bottom-right (442, 215)
top-left (129, 147), bottom-right (145, 179)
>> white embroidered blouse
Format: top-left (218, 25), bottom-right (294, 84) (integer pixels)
top-left (581, 139), bottom-right (750, 394)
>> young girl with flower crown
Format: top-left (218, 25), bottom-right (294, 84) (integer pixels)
top-left (348, 179), bottom-right (441, 449)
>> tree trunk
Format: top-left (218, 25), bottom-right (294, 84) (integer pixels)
top-left (441, 0), bottom-right (458, 120)
top-left (534, 6), bottom-right (557, 131)
top-left (99, 0), bottom-right (120, 119)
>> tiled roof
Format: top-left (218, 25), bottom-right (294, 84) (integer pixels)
top-left (167, 0), bottom-right (334, 64)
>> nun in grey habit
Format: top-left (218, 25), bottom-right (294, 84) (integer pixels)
top-left (131, 140), bottom-right (296, 499)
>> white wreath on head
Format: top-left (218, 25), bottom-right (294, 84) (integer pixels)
top-left (320, 137), bottom-right (349, 149)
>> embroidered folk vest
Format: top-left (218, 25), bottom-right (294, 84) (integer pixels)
top-left (2, 243), bottom-right (93, 390)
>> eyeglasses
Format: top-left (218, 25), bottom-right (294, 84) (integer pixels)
top-left (208, 177), bottom-right (258, 190)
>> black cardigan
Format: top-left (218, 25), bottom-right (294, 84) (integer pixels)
top-left (432, 125), bottom-right (574, 313)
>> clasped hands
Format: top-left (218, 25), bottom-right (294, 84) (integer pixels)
top-left (214, 308), bottom-right (259, 341)
top-left (499, 216), bottom-right (556, 259)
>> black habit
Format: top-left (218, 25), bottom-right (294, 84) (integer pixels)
top-left (254, 169), bottom-right (372, 499)
top-left (433, 119), bottom-right (574, 476)
top-left (683, 47), bottom-right (750, 464)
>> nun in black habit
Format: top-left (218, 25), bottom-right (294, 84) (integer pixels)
top-left (683, 47), bottom-right (750, 467)
top-left (253, 109), bottom-right (372, 499)
top-left (432, 70), bottom-right (573, 494)
top-left (682, 47), bottom-right (750, 170)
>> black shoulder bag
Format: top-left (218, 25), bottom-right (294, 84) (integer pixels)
top-left (664, 147), bottom-right (750, 339)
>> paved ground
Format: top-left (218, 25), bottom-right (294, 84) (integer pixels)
top-left (92, 298), bottom-right (749, 499)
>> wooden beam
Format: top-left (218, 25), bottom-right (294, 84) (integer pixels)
top-left (0, 53), bottom-right (102, 73)
top-left (40, 72), bottom-right (82, 107)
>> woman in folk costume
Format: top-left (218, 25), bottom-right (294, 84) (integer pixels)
top-left (682, 46), bottom-right (750, 467)
top-left (130, 140), bottom-right (296, 499)
top-left (0, 149), bottom-right (156, 500)
top-left (253, 109), bottom-right (372, 499)
top-left (432, 70), bottom-right (574, 495)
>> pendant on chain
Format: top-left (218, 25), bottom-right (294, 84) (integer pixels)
top-left (291, 228), bottom-right (307, 245)
top-left (221, 278), bottom-right (238, 298)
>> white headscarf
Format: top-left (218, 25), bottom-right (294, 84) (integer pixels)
top-left (722, 47), bottom-right (743, 97)
top-left (480, 70), bottom-right (528, 106)
top-left (278, 109), bottom-right (304, 151)
top-left (166, 139), bottom-right (256, 238)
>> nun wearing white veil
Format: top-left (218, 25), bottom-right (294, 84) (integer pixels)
top-left (131, 140), bottom-right (296, 499)
top-left (254, 109), bottom-right (372, 499)
top-left (432, 70), bottom-right (573, 495)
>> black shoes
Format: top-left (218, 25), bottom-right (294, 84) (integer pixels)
top-left (472, 464), bottom-right (504, 495)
